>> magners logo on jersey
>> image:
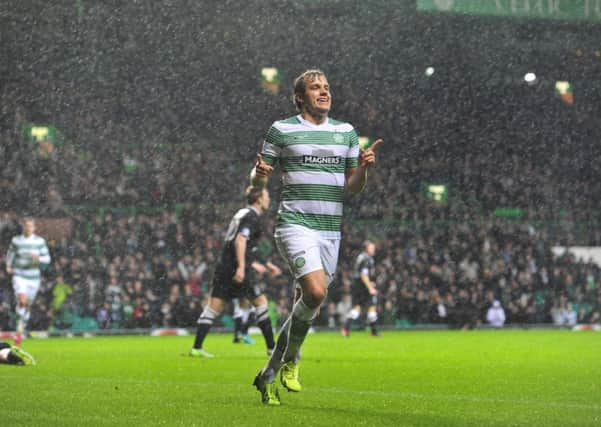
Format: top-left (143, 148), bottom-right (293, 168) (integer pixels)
top-left (303, 155), bottom-right (341, 164)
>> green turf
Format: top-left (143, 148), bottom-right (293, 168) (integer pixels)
top-left (3, 330), bottom-right (600, 426)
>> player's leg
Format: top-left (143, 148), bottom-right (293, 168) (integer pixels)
top-left (279, 237), bottom-right (338, 392)
top-left (258, 270), bottom-right (325, 381)
top-left (367, 296), bottom-right (379, 336)
top-left (13, 278), bottom-right (39, 342)
top-left (15, 292), bottom-right (29, 333)
top-left (0, 342), bottom-right (13, 363)
top-left (22, 282), bottom-right (40, 336)
top-left (190, 296), bottom-right (226, 358)
top-left (342, 304), bottom-right (361, 338)
top-left (291, 286), bottom-right (302, 363)
top-left (251, 294), bottom-right (275, 353)
top-left (0, 341), bottom-right (35, 365)
top-left (12, 278), bottom-right (28, 340)
top-left (232, 298), bottom-right (243, 343)
top-left (254, 228), bottom-right (335, 403)
top-left (262, 235), bottom-right (335, 383)
top-left (327, 301), bottom-right (337, 329)
top-left (240, 300), bottom-right (256, 344)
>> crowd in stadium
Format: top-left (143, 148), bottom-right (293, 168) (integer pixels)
top-left (2, 82), bottom-right (601, 332)
top-left (0, 180), bottom-right (600, 332)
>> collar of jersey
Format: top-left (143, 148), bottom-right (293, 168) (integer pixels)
top-left (297, 114), bottom-right (329, 128)
top-left (247, 205), bottom-right (261, 216)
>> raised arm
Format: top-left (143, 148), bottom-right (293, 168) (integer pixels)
top-left (250, 154), bottom-right (274, 189)
top-left (345, 139), bottom-right (383, 194)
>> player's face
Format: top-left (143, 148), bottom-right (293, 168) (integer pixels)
top-left (23, 220), bottom-right (35, 236)
top-left (366, 243), bottom-right (376, 256)
top-left (301, 75), bottom-right (331, 116)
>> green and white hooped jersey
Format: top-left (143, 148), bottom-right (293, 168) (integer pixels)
top-left (261, 115), bottom-right (360, 239)
top-left (6, 234), bottom-right (51, 281)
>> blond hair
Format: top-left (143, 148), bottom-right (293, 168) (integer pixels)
top-left (292, 69), bottom-right (327, 112)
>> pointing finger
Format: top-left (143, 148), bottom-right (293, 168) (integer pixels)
top-left (370, 139), bottom-right (383, 152)
top-left (256, 154), bottom-right (263, 165)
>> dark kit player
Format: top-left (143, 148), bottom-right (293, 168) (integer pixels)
top-left (189, 186), bottom-right (275, 358)
top-left (341, 240), bottom-right (379, 337)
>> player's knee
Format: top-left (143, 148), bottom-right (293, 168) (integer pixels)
top-left (303, 285), bottom-right (326, 308)
top-left (197, 305), bottom-right (220, 325)
top-left (233, 306), bottom-right (244, 318)
top-left (208, 299), bottom-right (225, 315)
top-left (367, 310), bottom-right (378, 323)
top-left (253, 295), bottom-right (268, 307)
top-left (255, 304), bottom-right (269, 322)
top-left (348, 308), bottom-right (360, 320)
top-left (304, 293), bottom-right (324, 309)
top-left (299, 270), bottom-right (328, 308)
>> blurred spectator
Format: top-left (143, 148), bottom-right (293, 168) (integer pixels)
top-left (486, 300), bottom-right (506, 328)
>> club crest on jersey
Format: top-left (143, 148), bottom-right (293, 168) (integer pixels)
top-left (303, 155), bottom-right (341, 165)
top-left (333, 133), bottom-right (344, 144)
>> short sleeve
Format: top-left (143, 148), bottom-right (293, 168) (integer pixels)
top-left (346, 128), bottom-right (360, 169)
top-left (260, 124), bottom-right (283, 167)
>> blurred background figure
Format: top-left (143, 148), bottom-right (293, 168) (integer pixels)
top-left (342, 241), bottom-right (379, 337)
top-left (5, 218), bottom-right (51, 344)
top-left (486, 300), bottom-right (506, 328)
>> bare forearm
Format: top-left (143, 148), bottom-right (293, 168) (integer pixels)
top-left (250, 167), bottom-right (268, 188)
top-left (234, 235), bottom-right (247, 270)
top-left (250, 154), bottom-right (273, 188)
top-left (361, 274), bottom-right (373, 291)
top-left (346, 166), bottom-right (368, 194)
top-left (347, 138), bottom-right (382, 194)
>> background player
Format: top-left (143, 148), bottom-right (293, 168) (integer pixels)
top-left (5, 217), bottom-right (51, 344)
top-left (188, 186), bottom-right (276, 358)
top-left (341, 240), bottom-right (379, 337)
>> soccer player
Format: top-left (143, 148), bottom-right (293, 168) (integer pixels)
top-left (250, 69), bottom-right (383, 405)
top-left (189, 186), bottom-right (276, 358)
top-left (0, 341), bottom-right (36, 365)
top-left (341, 240), bottom-right (379, 337)
top-left (5, 218), bottom-right (51, 343)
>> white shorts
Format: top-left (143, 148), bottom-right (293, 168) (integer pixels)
top-left (12, 276), bottom-right (41, 303)
top-left (274, 224), bottom-right (340, 287)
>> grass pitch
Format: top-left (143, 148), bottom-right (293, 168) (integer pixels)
top-left (3, 330), bottom-right (600, 426)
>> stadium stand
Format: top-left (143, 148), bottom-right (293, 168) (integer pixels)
top-left (1, 0), bottom-right (600, 332)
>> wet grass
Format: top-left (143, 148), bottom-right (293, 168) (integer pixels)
top-left (3, 330), bottom-right (601, 426)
